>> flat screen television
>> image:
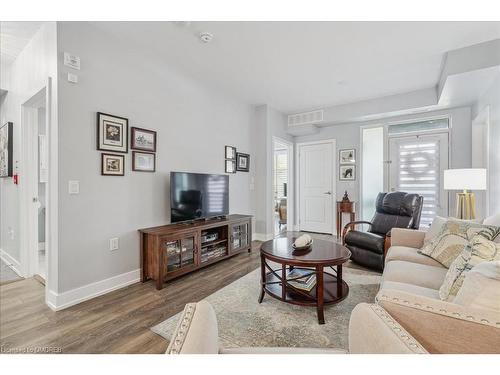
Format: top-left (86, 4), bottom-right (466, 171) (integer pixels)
top-left (170, 172), bottom-right (229, 223)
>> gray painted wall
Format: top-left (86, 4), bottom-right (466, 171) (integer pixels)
top-left (57, 22), bottom-right (254, 292)
top-left (294, 106), bottom-right (472, 224)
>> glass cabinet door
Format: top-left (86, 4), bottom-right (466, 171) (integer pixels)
top-left (231, 222), bottom-right (249, 252)
top-left (163, 233), bottom-right (197, 272)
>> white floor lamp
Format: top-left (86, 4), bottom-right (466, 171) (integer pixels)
top-left (444, 168), bottom-right (487, 220)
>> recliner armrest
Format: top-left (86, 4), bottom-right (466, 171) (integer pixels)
top-left (390, 228), bottom-right (426, 248)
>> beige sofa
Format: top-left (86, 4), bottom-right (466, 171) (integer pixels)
top-left (166, 228), bottom-right (500, 354)
top-left (379, 228), bottom-right (500, 353)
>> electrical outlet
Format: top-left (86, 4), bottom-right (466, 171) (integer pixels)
top-left (109, 238), bottom-right (119, 251)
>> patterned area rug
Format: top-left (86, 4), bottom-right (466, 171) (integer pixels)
top-left (151, 262), bottom-right (381, 350)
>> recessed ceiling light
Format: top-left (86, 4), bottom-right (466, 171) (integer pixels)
top-left (337, 80), bottom-right (347, 85)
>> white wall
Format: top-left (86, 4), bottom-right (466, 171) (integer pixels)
top-left (294, 106), bottom-right (472, 222)
top-left (56, 22), bottom-right (255, 293)
top-left (473, 74), bottom-right (500, 215)
top-left (251, 104), bottom-right (291, 238)
top-left (0, 23), bottom-right (57, 279)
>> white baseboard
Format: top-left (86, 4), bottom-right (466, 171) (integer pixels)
top-left (46, 269), bottom-right (140, 311)
top-left (253, 233), bottom-right (274, 241)
top-left (0, 248), bottom-right (22, 277)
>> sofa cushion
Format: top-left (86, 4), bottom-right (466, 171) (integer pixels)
top-left (380, 281), bottom-right (440, 299)
top-left (382, 260), bottom-right (448, 290)
top-left (453, 261), bottom-right (500, 311)
top-left (345, 230), bottom-right (385, 254)
top-left (419, 220), bottom-right (500, 268)
top-left (385, 246), bottom-right (443, 267)
top-left (439, 235), bottom-right (500, 300)
top-left (484, 213), bottom-right (500, 243)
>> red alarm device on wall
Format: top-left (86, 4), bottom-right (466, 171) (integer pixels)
top-left (13, 173), bottom-right (18, 185)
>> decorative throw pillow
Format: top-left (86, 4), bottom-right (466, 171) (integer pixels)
top-left (419, 220), bottom-right (499, 267)
top-left (438, 235), bottom-right (500, 300)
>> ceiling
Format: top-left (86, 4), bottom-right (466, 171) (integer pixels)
top-left (94, 21), bottom-right (500, 113)
top-left (0, 21), bottom-right (44, 67)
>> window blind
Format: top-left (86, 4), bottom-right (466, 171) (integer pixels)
top-left (274, 152), bottom-right (288, 198)
top-left (396, 139), bottom-right (440, 228)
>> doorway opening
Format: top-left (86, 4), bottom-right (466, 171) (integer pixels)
top-left (273, 138), bottom-right (292, 236)
top-left (20, 85), bottom-right (49, 286)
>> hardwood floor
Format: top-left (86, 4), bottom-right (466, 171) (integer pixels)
top-left (0, 242), bottom-right (261, 354)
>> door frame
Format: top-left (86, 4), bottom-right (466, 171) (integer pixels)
top-left (19, 78), bottom-right (55, 307)
top-left (272, 136), bottom-right (294, 235)
top-left (472, 106), bottom-right (490, 217)
top-left (295, 139), bottom-right (336, 235)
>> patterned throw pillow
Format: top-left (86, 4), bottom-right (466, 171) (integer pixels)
top-left (439, 235), bottom-right (500, 300)
top-left (419, 220), bottom-right (500, 268)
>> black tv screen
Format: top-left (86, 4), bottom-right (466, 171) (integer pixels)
top-left (170, 172), bottom-right (229, 223)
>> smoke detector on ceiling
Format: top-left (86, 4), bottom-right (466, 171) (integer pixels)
top-left (199, 32), bottom-right (214, 43)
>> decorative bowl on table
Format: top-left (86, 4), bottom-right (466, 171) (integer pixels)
top-left (292, 234), bottom-right (313, 252)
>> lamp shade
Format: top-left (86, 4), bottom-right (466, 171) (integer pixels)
top-left (444, 168), bottom-right (487, 190)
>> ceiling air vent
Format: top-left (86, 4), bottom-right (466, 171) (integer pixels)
top-left (288, 110), bottom-right (324, 127)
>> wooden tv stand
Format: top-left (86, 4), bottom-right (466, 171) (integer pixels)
top-left (139, 214), bottom-right (252, 290)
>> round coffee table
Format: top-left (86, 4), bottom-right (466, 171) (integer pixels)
top-left (259, 234), bottom-right (351, 324)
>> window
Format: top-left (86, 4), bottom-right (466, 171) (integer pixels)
top-left (274, 150), bottom-right (288, 199)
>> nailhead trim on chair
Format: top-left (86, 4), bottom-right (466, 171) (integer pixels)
top-left (166, 303), bottom-right (197, 354)
top-left (369, 304), bottom-right (427, 353)
top-left (376, 294), bottom-right (500, 328)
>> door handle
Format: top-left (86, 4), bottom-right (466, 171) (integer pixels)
top-left (324, 191), bottom-right (332, 195)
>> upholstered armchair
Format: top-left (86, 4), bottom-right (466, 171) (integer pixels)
top-left (343, 192), bottom-right (423, 271)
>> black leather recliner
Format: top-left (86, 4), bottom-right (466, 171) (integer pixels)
top-left (343, 192), bottom-right (423, 271)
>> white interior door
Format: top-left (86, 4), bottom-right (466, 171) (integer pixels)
top-left (298, 141), bottom-right (335, 234)
top-left (389, 132), bottom-right (449, 228)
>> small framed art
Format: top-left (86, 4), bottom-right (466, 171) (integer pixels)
top-left (225, 145), bottom-right (236, 160)
top-left (101, 153), bottom-right (125, 176)
top-left (225, 159), bottom-right (236, 174)
top-left (339, 149), bottom-right (356, 164)
top-left (236, 152), bottom-right (250, 172)
top-left (132, 151), bottom-right (156, 172)
top-left (97, 112), bottom-right (128, 153)
top-left (340, 165), bottom-right (356, 181)
top-left (131, 127), bottom-right (157, 152)
top-left (0, 122), bottom-right (13, 177)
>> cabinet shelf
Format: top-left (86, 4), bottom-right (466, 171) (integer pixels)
top-left (201, 238), bottom-right (228, 248)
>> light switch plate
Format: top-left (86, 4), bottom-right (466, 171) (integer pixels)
top-left (109, 238), bottom-right (119, 251)
top-left (67, 73), bottom-right (78, 83)
top-left (68, 180), bottom-right (79, 194)
top-left (64, 52), bottom-right (81, 70)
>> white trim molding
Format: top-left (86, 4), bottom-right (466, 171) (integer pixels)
top-left (0, 249), bottom-right (23, 278)
top-left (46, 269), bottom-right (140, 311)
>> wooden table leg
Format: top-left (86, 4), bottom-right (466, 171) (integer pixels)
top-left (282, 264), bottom-right (287, 301)
top-left (258, 253), bottom-right (266, 303)
top-left (337, 211), bottom-right (341, 239)
top-left (316, 265), bottom-right (325, 324)
top-left (337, 264), bottom-right (343, 296)
top-left (350, 212), bottom-right (355, 223)
top-left (156, 249), bottom-right (164, 290)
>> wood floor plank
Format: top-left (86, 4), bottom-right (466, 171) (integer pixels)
top-left (0, 242), bottom-right (261, 353)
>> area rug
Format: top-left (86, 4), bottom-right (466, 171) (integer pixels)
top-left (151, 263), bottom-right (381, 350)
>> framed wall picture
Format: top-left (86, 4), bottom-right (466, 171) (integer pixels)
top-left (225, 159), bottom-right (236, 174)
top-left (131, 127), bottom-right (156, 152)
top-left (339, 149), bottom-right (356, 164)
top-left (132, 151), bottom-right (156, 172)
top-left (340, 165), bottom-right (356, 181)
top-left (236, 152), bottom-right (250, 172)
top-left (96, 112), bottom-right (128, 153)
top-left (101, 153), bottom-right (125, 176)
top-left (0, 122), bottom-right (13, 177)
top-left (225, 145), bottom-right (236, 160)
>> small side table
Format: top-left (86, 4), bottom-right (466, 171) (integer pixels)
top-left (337, 201), bottom-right (355, 239)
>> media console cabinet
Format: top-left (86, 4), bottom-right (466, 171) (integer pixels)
top-left (139, 214), bottom-right (252, 290)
